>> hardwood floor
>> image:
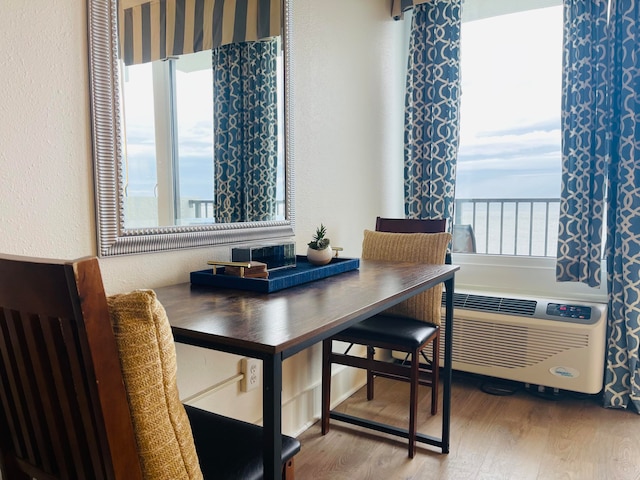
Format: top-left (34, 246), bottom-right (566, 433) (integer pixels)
top-left (295, 373), bottom-right (640, 480)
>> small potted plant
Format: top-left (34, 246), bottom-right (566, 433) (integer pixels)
top-left (306, 224), bottom-right (333, 265)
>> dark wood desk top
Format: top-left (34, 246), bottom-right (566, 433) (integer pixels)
top-left (155, 260), bottom-right (458, 359)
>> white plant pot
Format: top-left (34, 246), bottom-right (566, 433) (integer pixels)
top-left (306, 246), bottom-right (333, 265)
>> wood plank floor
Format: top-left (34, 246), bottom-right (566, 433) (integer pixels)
top-left (294, 373), bottom-right (640, 480)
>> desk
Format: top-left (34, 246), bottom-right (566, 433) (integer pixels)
top-left (155, 259), bottom-right (458, 480)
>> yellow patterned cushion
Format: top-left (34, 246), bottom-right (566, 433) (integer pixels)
top-left (362, 230), bottom-right (452, 325)
top-left (107, 290), bottom-right (203, 480)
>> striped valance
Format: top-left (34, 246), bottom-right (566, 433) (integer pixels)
top-left (391, 0), bottom-right (430, 20)
top-left (120, 0), bottom-right (281, 66)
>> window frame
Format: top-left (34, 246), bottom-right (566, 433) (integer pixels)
top-left (451, 0), bottom-right (605, 301)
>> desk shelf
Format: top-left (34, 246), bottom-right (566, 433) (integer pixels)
top-left (191, 256), bottom-right (360, 293)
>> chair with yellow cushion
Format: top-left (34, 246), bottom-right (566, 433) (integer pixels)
top-left (321, 225), bottom-right (451, 458)
top-left (0, 254), bottom-right (299, 480)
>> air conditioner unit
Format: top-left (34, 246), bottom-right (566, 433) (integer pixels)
top-left (392, 291), bottom-right (607, 394)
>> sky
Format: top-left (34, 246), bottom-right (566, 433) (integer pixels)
top-left (121, 54), bottom-right (215, 199)
top-left (121, 5), bottom-right (564, 202)
top-left (456, 5), bottom-right (563, 200)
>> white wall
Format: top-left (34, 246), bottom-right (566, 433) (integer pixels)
top-left (1, 2), bottom-right (95, 259)
top-left (0, 0), bottom-right (406, 436)
top-left (292, 0), bottom-right (407, 255)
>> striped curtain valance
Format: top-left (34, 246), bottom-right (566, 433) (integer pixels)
top-left (392, 0), bottom-right (430, 20)
top-left (120, 0), bottom-right (281, 66)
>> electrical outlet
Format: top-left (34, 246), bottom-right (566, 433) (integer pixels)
top-left (241, 357), bottom-right (260, 392)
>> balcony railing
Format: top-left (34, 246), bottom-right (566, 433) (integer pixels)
top-left (188, 199), bottom-right (286, 221)
top-left (188, 199), bottom-right (215, 219)
top-left (189, 197), bottom-right (560, 257)
top-left (454, 198), bottom-right (560, 257)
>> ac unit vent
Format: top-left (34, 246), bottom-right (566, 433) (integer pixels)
top-left (450, 293), bottom-right (469, 309)
top-left (447, 319), bottom-right (589, 369)
top-left (420, 290), bottom-right (609, 394)
top-left (442, 292), bottom-right (537, 317)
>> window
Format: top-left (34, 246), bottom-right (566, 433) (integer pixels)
top-left (455, 0), bottom-right (563, 257)
top-left (121, 51), bottom-right (214, 228)
top-left (120, 47), bottom-right (286, 229)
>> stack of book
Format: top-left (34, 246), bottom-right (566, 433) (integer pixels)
top-left (223, 261), bottom-right (268, 279)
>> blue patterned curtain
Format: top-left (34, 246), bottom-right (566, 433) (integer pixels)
top-left (603, 0), bottom-right (640, 412)
top-left (556, 0), bottom-right (609, 288)
top-left (559, 0), bottom-right (640, 412)
top-left (403, 0), bottom-right (461, 222)
top-left (213, 39), bottom-right (278, 223)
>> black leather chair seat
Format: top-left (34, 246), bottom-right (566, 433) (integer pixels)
top-left (334, 314), bottom-right (438, 350)
top-left (185, 404), bottom-right (301, 480)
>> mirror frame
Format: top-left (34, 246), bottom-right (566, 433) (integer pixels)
top-left (87, 0), bottom-right (295, 256)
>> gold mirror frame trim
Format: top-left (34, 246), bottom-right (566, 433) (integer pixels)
top-left (88, 0), bottom-right (295, 257)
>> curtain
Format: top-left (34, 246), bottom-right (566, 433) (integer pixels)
top-left (403, 0), bottom-right (462, 222)
top-left (212, 39), bottom-right (279, 223)
top-left (603, 0), bottom-right (640, 412)
top-left (120, 0), bottom-right (281, 66)
top-left (559, 0), bottom-right (640, 412)
top-left (556, 0), bottom-right (609, 287)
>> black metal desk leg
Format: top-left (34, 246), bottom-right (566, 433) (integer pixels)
top-left (442, 276), bottom-right (455, 454)
top-left (263, 354), bottom-right (283, 480)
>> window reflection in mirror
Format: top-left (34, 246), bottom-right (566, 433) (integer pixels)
top-left (121, 47), bottom-right (285, 229)
top-left (89, 0), bottom-right (294, 256)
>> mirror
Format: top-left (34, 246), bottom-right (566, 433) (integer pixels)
top-left (88, 0), bottom-right (295, 256)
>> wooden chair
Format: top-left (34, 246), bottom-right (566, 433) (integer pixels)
top-left (321, 218), bottom-right (450, 458)
top-left (373, 217), bottom-right (449, 402)
top-left (0, 254), bottom-right (299, 480)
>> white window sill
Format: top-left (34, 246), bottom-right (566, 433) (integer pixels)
top-left (451, 252), bottom-right (607, 303)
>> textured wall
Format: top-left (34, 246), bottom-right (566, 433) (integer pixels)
top-left (1, 2), bottom-right (95, 259)
top-left (0, 0), bottom-right (406, 436)
top-left (0, 0), bottom-right (406, 292)
top-left (292, 0), bottom-right (406, 255)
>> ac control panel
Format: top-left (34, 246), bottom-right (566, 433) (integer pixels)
top-left (546, 303), bottom-right (592, 321)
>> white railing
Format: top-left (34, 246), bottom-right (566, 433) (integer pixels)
top-left (188, 199), bottom-right (286, 221)
top-left (188, 199), bottom-right (215, 218)
top-left (189, 197), bottom-right (560, 257)
top-left (454, 198), bottom-right (560, 257)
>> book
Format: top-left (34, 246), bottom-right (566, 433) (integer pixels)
top-left (224, 261), bottom-right (268, 278)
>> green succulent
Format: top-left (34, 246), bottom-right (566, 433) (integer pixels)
top-left (308, 224), bottom-right (331, 250)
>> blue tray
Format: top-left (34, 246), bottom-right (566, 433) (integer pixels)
top-left (190, 255), bottom-right (360, 293)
